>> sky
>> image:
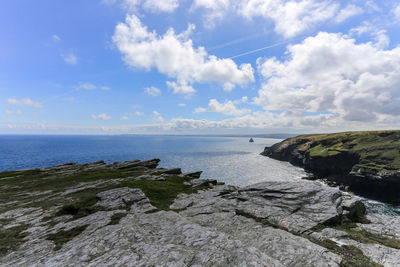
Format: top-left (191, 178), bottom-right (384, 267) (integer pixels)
top-left (1, 0), bottom-right (400, 134)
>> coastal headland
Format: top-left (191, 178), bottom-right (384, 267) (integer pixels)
top-left (261, 130), bottom-right (400, 204)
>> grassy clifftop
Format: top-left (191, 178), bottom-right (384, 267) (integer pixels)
top-left (262, 130), bottom-right (400, 203)
top-left (271, 130), bottom-right (400, 175)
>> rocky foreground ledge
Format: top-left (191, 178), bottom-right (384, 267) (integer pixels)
top-left (1, 159), bottom-right (400, 266)
top-left (261, 131), bottom-right (400, 204)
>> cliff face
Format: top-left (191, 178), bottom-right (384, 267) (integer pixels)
top-left (1, 159), bottom-right (399, 266)
top-left (261, 130), bottom-right (400, 204)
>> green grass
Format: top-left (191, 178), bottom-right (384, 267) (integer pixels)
top-left (334, 227), bottom-right (400, 249)
top-left (46, 225), bottom-right (89, 251)
top-left (235, 209), bottom-right (382, 267)
top-left (55, 195), bottom-right (105, 220)
top-left (120, 175), bottom-right (209, 211)
top-left (0, 224), bottom-right (29, 256)
top-left (107, 213), bottom-right (127, 225)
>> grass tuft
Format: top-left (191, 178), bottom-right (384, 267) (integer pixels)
top-left (46, 225), bottom-right (89, 251)
top-left (0, 224), bottom-right (29, 256)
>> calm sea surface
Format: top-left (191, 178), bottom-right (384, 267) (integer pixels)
top-left (0, 135), bottom-right (306, 186)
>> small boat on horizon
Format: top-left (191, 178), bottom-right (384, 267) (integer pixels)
top-left (249, 138), bottom-right (254, 143)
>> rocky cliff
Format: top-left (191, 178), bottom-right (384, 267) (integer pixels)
top-left (261, 131), bottom-right (400, 204)
top-left (1, 159), bottom-right (400, 266)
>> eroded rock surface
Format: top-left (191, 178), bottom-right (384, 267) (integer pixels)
top-left (1, 159), bottom-right (399, 266)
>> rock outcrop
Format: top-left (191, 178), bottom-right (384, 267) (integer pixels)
top-left (1, 159), bottom-right (399, 266)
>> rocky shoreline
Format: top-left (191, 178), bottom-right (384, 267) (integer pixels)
top-left (1, 159), bottom-right (400, 266)
top-left (261, 131), bottom-right (400, 205)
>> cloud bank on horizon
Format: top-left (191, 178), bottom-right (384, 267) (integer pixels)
top-left (1, 0), bottom-right (400, 134)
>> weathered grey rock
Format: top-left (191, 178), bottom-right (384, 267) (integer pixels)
top-left (311, 227), bottom-right (400, 267)
top-left (157, 168), bottom-right (182, 175)
top-left (116, 159), bottom-right (160, 170)
top-left (183, 171), bottom-right (202, 178)
top-left (233, 181), bottom-right (362, 233)
top-left (190, 178), bottom-right (218, 187)
top-left (1, 160), bottom-right (397, 267)
top-left (96, 188), bottom-right (147, 209)
top-left (359, 213), bottom-right (400, 240)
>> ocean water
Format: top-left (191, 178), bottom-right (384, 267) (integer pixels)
top-left (0, 135), bottom-right (306, 186)
top-left (1, 134), bottom-right (399, 215)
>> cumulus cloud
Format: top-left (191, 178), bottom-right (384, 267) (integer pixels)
top-left (5, 109), bottom-right (23, 115)
top-left (208, 99), bottom-right (251, 116)
top-left (193, 0), bottom-right (366, 38)
top-left (7, 98), bottom-right (43, 108)
top-left (92, 113), bottom-right (111, 120)
top-left (194, 98), bottom-right (251, 116)
top-left (141, 0), bottom-right (179, 12)
top-left (192, 0), bottom-right (230, 28)
top-left (113, 15), bottom-right (254, 94)
top-left (144, 86), bottom-right (161, 96)
top-left (178, 103), bottom-right (187, 107)
top-left (350, 22), bottom-right (389, 49)
top-left (334, 4), bottom-right (363, 23)
top-left (121, 116), bottom-right (129, 120)
top-left (61, 53), bottom-right (78, 65)
top-left (239, 0), bottom-right (339, 38)
top-left (255, 32), bottom-right (400, 125)
top-left (135, 111), bottom-right (144, 116)
top-left (166, 81), bottom-right (195, 94)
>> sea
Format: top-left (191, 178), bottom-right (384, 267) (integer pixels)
top-left (1, 134), bottom-right (399, 215)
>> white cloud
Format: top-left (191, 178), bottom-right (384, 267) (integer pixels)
top-left (52, 34), bottom-right (61, 43)
top-left (192, 0), bottom-right (230, 28)
top-left (350, 22), bottom-right (389, 49)
top-left (194, 98), bottom-right (251, 116)
top-left (166, 81), bottom-right (195, 94)
top-left (135, 111), bottom-right (144, 116)
top-left (334, 4), bottom-right (363, 23)
top-left (121, 116), bottom-right (129, 120)
top-left (178, 103), bottom-right (186, 107)
top-left (394, 3), bottom-right (400, 22)
top-left (113, 15), bottom-right (254, 94)
top-left (254, 32), bottom-right (400, 126)
top-left (208, 99), bottom-right (251, 116)
top-left (106, 0), bottom-right (179, 13)
top-left (238, 0), bottom-right (339, 38)
top-left (92, 113), bottom-right (111, 120)
top-left (142, 0), bottom-right (179, 12)
top-left (61, 53), bottom-right (78, 65)
top-left (76, 82), bottom-right (111, 91)
top-left (7, 98), bottom-right (43, 108)
top-left (194, 0), bottom-right (364, 38)
top-left (144, 86), bottom-right (161, 96)
top-left (77, 82), bottom-right (96, 90)
top-left (152, 110), bottom-right (164, 122)
top-left (5, 109), bottom-right (23, 115)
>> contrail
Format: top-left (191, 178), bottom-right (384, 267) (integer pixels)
top-left (208, 32), bottom-right (268, 51)
top-left (229, 39), bottom-right (299, 59)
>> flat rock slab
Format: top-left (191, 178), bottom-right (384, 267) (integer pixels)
top-left (96, 188), bottom-right (147, 209)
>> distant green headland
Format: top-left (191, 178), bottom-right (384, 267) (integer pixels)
top-left (262, 130), bottom-right (400, 204)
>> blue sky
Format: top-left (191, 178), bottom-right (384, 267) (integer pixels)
top-left (1, 0), bottom-right (400, 134)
